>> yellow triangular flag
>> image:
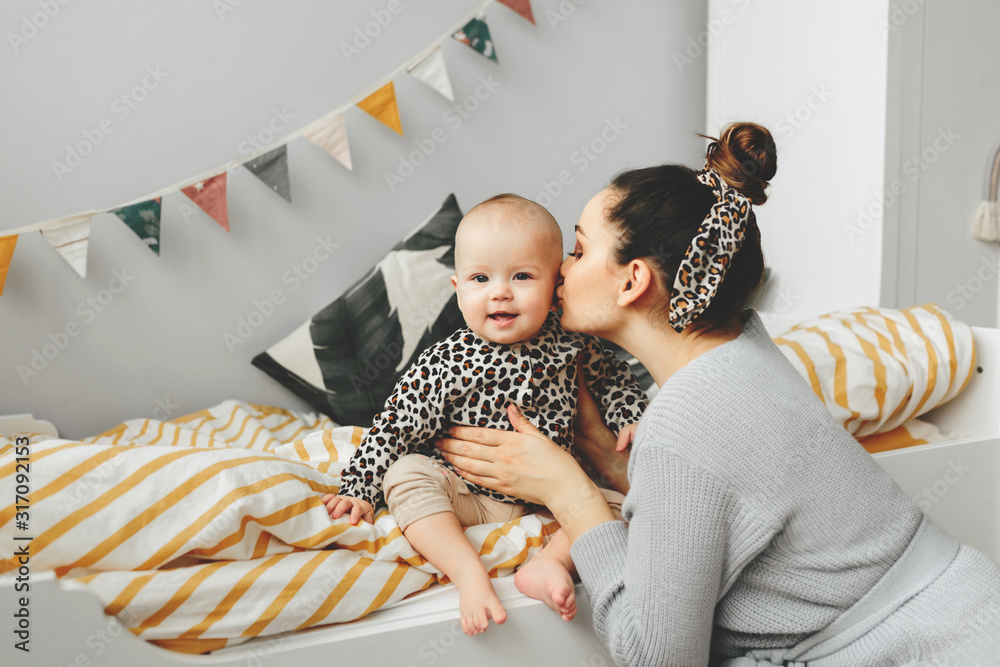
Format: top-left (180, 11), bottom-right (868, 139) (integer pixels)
top-left (305, 114), bottom-right (353, 171)
top-left (357, 82), bottom-right (403, 136)
top-left (40, 214), bottom-right (92, 278)
top-left (0, 235), bottom-right (17, 296)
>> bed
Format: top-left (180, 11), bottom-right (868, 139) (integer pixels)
top-left (2, 311), bottom-right (998, 667)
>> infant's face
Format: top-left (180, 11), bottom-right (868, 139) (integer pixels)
top-left (451, 222), bottom-right (561, 345)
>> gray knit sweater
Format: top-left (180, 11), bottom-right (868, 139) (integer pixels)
top-left (570, 311), bottom-right (1000, 666)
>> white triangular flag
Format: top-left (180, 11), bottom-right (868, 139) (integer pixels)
top-left (305, 114), bottom-right (353, 171)
top-left (407, 47), bottom-right (455, 102)
top-left (40, 214), bottom-right (92, 278)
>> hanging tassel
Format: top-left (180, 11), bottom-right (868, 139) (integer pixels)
top-left (971, 144), bottom-right (1000, 242)
top-left (971, 201), bottom-right (1000, 242)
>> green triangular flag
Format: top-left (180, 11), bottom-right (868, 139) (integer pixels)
top-left (453, 17), bottom-right (497, 63)
top-left (243, 145), bottom-right (292, 203)
top-left (112, 198), bottom-right (161, 255)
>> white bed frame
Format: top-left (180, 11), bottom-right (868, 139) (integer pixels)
top-left (3, 322), bottom-right (999, 667)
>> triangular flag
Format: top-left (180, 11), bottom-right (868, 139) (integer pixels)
top-left (498, 0), bottom-right (535, 24)
top-left (453, 17), bottom-right (498, 63)
top-left (243, 145), bottom-right (292, 203)
top-left (0, 235), bottom-right (17, 296)
top-left (181, 173), bottom-right (229, 232)
top-left (112, 197), bottom-right (162, 255)
top-left (305, 114), bottom-right (353, 171)
top-left (407, 47), bottom-right (456, 102)
top-left (357, 82), bottom-right (403, 136)
top-left (40, 214), bottom-right (92, 278)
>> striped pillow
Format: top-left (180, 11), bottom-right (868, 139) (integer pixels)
top-left (773, 304), bottom-right (976, 438)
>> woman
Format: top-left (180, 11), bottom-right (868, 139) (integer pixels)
top-left (436, 122), bottom-right (1000, 665)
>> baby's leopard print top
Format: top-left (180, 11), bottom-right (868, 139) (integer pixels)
top-left (338, 312), bottom-right (649, 506)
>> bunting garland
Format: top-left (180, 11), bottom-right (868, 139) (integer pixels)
top-left (407, 47), bottom-right (456, 102)
top-left (182, 174), bottom-right (230, 232)
top-left (498, 0), bottom-right (535, 24)
top-left (243, 146), bottom-right (292, 203)
top-left (0, 0), bottom-right (531, 296)
top-left (113, 198), bottom-right (162, 255)
top-left (305, 114), bottom-right (353, 171)
top-left (453, 17), bottom-right (498, 62)
top-left (0, 235), bottom-right (17, 296)
top-left (40, 214), bottom-right (92, 278)
top-left (357, 82), bottom-right (404, 136)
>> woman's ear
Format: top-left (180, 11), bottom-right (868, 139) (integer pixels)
top-left (617, 259), bottom-right (655, 307)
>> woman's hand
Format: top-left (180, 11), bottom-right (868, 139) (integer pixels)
top-left (436, 405), bottom-right (616, 541)
top-left (435, 404), bottom-right (581, 507)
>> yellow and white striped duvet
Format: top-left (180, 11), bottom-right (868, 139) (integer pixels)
top-left (773, 304), bottom-right (976, 439)
top-left (0, 401), bottom-right (557, 654)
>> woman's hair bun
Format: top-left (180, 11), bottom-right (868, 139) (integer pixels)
top-left (703, 122), bottom-right (777, 205)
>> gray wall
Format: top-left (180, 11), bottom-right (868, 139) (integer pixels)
top-left (1, 1), bottom-right (707, 439)
top-left (881, 0), bottom-right (1000, 327)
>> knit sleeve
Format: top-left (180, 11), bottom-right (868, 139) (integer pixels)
top-left (337, 355), bottom-right (448, 506)
top-left (569, 445), bottom-right (735, 666)
top-left (580, 337), bottom-right (649, 434)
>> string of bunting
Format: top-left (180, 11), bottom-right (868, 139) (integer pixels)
top-left (0, 0), bottom-right (536, 296)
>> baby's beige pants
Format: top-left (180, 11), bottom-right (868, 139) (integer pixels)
top-left (384, 453), bottom-right (624, 530)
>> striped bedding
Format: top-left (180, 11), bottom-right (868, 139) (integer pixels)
top-left (0, 401), bottom-right (557, 654)
top-left (772, 304), bottom-right (976, 443)
top-left (0, 305), bottom-right (975, 653)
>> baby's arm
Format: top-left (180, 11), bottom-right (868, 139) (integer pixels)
top-left (615, 422), bottom-right (639, 453)
top-left (579, 337), bottom-right (649, 437)
top-left (323, 494), bottom-right (374, 525)
top-left (335, 349), bottom-right (449, 517)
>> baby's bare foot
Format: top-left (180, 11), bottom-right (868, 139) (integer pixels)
top-left (514, 555), bottom-right (576, 621)
top-left (457, 577), bottom-right (507, 635)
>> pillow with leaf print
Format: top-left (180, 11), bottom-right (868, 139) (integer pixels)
top-left (252, 194), bottom-right (466, 426)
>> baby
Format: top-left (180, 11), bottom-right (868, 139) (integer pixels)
top-left (323, 194), bottom-right (648, 635)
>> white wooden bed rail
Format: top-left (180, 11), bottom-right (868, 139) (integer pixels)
top-left (0, 572), bottom-right (613, 666)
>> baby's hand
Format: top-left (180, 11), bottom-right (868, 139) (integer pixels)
top-left (322, 494), bottom-right (374, 525)
top-left (615, 423), bottom-right (638, 453)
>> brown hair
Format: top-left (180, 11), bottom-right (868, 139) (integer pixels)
top-left (605, 122), bottom-right (778, 328)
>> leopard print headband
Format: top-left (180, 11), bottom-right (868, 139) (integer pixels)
top-left (668, 167), bottom-right (753, 332)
